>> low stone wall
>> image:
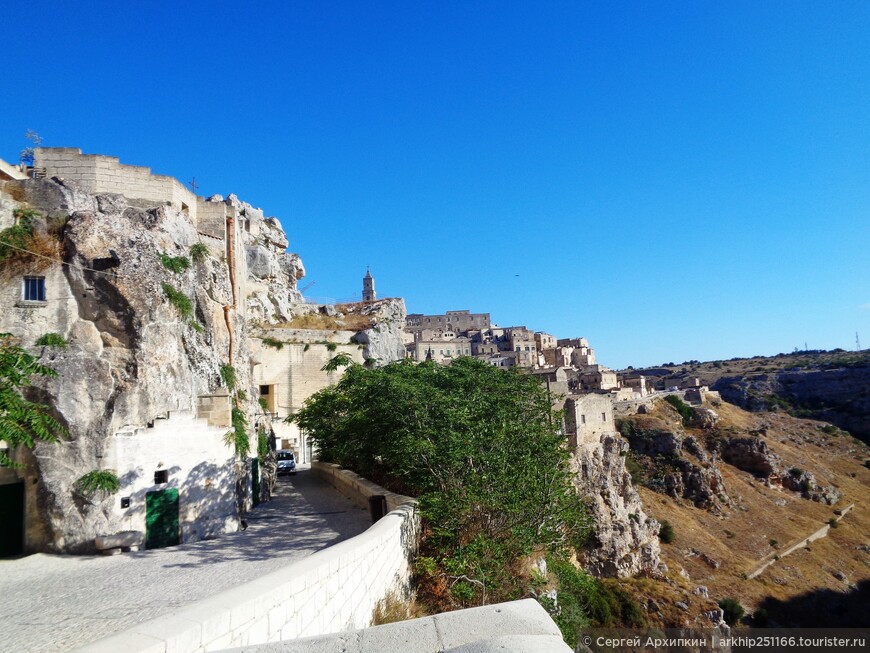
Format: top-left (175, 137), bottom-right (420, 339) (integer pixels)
top-left (746, 503), bottom-right (855, 580)
top-left (75, 468), bottom-right (419, 653)
top-left (216, 599), bottom-right (572, 653)
top-left (312, 462), bottom-right (411, 513)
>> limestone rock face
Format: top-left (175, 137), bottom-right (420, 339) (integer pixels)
top-left (347, 298), bottom-right (408, 364)
top-left (713, 367), bottom-right (870, 443)
top-left (571, 434), bottom-right (661, 578)
top-left (236, 197), bottom-right (305, 323)
top-left (0, 177), bottom-right (312, 552)
top-left (622, 419), bottom-right (731, 512)
top-left (720, 437), bottom-right (782, 478)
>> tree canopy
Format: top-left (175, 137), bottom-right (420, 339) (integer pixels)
top-left (0, 335), bottom-right (65, 467)
top-left (290, 356), bottom-right (590, 608)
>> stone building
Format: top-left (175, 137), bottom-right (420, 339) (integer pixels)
top-left (574, 365), bottom-right (619, 392)
top-left (405, 309), bottom-right (490, 333)
top-left (563, 394), bottom-right (615, 447)
top-left (619, 374), bottom-right (649, 397)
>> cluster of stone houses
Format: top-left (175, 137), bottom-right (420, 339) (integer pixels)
top-left (403, 309), bottom-right (631, 394)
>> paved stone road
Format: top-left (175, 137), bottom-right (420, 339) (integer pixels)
top-left (0, 467), bottom-right (372, 653)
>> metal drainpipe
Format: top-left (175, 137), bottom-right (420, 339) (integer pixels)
top-left (224, 215), bottom-right (237, 365)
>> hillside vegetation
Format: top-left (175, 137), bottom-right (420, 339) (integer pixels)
top-left (290, 357), bottom-right (716, 646)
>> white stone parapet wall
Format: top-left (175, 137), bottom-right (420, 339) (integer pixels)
top-left (33, 148), bottom-right (200, 224)
top-left (75, 465), bottom-right (419, 653)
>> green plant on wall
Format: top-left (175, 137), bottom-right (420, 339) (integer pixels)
top-left (0, 211), bottom-right (37, 263)
top-left (257, 427), bottom-right (269, 461)
top-left (220, 364), bottom-right (236, 391)
top-left (262, 337), bottom-right (284, 350)
top-left (189, 243), bottom-right (209, 263)
top-left (225, 407), bottom-right (250, 458)
top-left (74, 470), bottom-right (120, 497)
top-left (160, 253), bottom-right (191, 274)
top-left (35, 333), bottom-right (68, 348)
top-left (161, 283), bottom-right (194, 320)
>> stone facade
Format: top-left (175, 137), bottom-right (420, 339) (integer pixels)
top-left (405, 309), bottom-right (490, 333)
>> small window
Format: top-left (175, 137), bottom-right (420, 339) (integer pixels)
top-left (601, 413), bottom-right (607, 421)
top-left (259, 385), bottom-right (270, 395)
top-left (154, 469), bottom-right (169, 484)
top-left (23, 276), bottom-right (46, 302)
top-left (581, 415), bottom-right (586, 424)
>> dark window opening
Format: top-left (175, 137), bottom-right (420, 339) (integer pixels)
top-left (23, 276), bottom-right (46, 302)
top-left (259, 385), bottom-right (270, 395)
top-left (154, 470), bottom-right (168, 484)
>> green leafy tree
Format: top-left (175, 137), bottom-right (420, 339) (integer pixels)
top-left (289, 357), bottom-right (590, 609)
top-left (321, 352), bottom-right (353, 372)
top-left (0, 335), bottom-right (66, 467)
top-left (719, 597), bottom-right (745, 626)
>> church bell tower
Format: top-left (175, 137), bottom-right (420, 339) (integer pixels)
top-left (362, 267), bottom-right (376, 303)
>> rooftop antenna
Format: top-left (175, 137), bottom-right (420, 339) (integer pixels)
top-left (857, 332), bottom-right (862, 351)
top-left (188, 177), bottom-right (198, 194)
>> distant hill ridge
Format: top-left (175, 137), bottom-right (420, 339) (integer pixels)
top-left (627, 350), bottom-right (870, 443)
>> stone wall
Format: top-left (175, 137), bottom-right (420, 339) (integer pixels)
top-left (252, 330), bottom-right (365, 462)
top-left (33, 148), bottom-right (199, 223)
top-left (105, 411), bottom-right (241, 545)
top-left (74, 465), bottom-right (419, 653)
top-left (564, 393), bottom-right (615, 447)
top-left (196, 199), bottom-right (228, 240)
top-left (222, 600), bottom-right (572, 653)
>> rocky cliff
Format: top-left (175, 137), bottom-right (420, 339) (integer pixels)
top-left (618, 396), bottom-right (843, 513)
top-left (571, 433), bottom-right (661, 578)
top-left (0, 176), bottom-right (302, 551)
top-left (713, 365), bottom-right (870, 445)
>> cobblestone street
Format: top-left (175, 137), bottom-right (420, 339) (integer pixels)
top-left (0, 468), bottom-right (371, 653)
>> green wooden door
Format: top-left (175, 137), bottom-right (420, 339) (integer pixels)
top-left (145, 488), bottom-right (179, 549)
top-left (251, 458), bottom-right (260, 507)
top-left (0, 481), bottom-right (24, 557)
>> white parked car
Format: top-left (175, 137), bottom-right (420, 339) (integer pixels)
top-left (276, 450), bottom-right (297, 475)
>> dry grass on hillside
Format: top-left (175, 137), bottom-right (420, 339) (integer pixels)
top-left (636, 401), bottom-right (870, 623)
top-left (271, 307), bottom-right (375, 332)
top-left (0, 229), bottom-right (62, 279)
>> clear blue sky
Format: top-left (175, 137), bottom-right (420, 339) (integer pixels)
top-left (3, 2), bottom-right (869, 369)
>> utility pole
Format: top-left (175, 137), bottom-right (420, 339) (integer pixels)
top-left (858, 332), bottom-right (862, 351)
top-left (188, 177), bottom-right (198, 194)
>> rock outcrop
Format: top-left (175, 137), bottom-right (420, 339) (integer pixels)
top-left (571, 433), bottom-right (661, 578)
top-left (620, 416), bottom-right (730, 513)
top-left (348, 298), bottom-right (408, 364)
top-left (713, 366), bottom-right (870, 444)
top-left (0, 176), bottom-right (303, 552)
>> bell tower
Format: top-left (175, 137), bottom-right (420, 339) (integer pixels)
top-left (362, 267), bottom-right (376, 303)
